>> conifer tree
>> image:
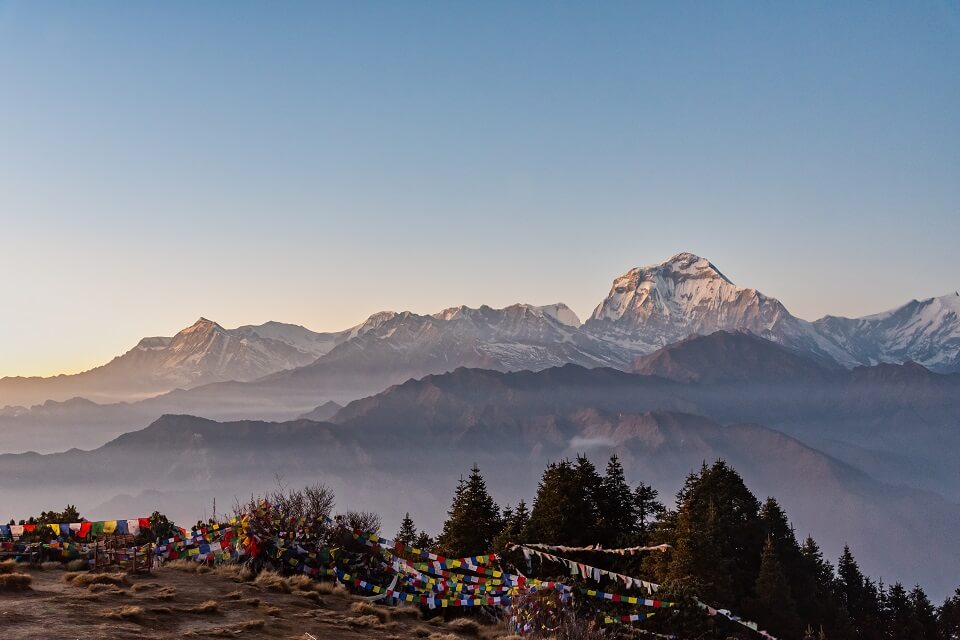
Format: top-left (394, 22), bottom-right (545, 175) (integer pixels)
top-left (938, 587), bottom-right (960, 640)
top-left (413, 531), bottom-right (435, 551)
top-left (524, 459), bottom-right (596, 546)
top-left (634, 481), bottom-right (665, 542)
top-left (884, 582), bottom-right (912, 639)
top-left (800, 536), bottom-right (856, 639)
top-left (597, 454), bottom-right (636, 546)
top-left (395, 512), bottom-right (418, 546)
top-left (908, 585), bottom-right (938, 640)
top-left (662, 460), bottom-right (764, 603)
top-left (436, 464), bottom-right (501, 556)
top-left (747, 536), bottom-right (802, 638)
top-left (574, 454), bottom-right (603, 541)
top-left (492, 500), bottom-right (531, 551)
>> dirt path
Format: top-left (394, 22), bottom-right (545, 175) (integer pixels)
top-left (0, 566), bottom-right (505, 639)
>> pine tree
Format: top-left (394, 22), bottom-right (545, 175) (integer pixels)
top-left (760, 498), bottom-right (825, 633)
top-left (908, 585), bottom-right (938, 640)
top-left (596, 454), bottom-right (636, 546)
top-left (800, 536), bottom-right (855, 639)
top-left (662, 460), bottom-right (764, 603)
top-left (574, 454), bottom-right (604, 541)
top-left (885, 582), bottom-right (912, 639)
top-left (395, 512), bottom-right (418, 546)
top-left (747, 536), bottom-right (802, 638)
top-left (634, 481), bottom-right (665, 542)
top-left (413, 531), bottom-right (435, 551)
top-left (491, 500), bottom-right (531, 551)
top-left (436, 464), bottom-right (501, 557)
top-left (524, 459), bottom-right (597, 546)
top-left (838, 546), bottom-right (883, 640)
top-left (938, 587), bottom-right (960, 640)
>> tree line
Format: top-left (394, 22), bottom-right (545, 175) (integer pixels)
top-left (395, 455), bottom-right (960, 640)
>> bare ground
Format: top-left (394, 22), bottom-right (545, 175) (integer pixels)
top-left (0, 565), bottom-right (513, 640)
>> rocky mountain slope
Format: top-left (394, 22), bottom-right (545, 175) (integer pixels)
top-left (814, 291), bottom-right (960, 372)
top-left (0, 318), bottom-right (353, 407)
top-left (583, 253), bottom-right (855, 367)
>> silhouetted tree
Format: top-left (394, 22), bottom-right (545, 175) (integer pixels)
top-left (660, 460), bottom-right (764, 604)
top-left (524, 459), bottom-right (596, 546)
top-left (596, 454), bottom-right (635, 546)
top-left (395, 512), bottom-right (418, 546)
top-left (436, 464), bottom-right (501, 556)
top-left (747, 536), bottom-right (802, 639)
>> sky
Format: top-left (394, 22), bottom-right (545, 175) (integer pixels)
top-left (1, 1), bottom-right (958, 378)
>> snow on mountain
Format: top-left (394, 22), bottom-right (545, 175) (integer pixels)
top-left (315, 303), bottom-right (604, 374)
top-left (814, 292), bottom-right (960, 372)
top-left (84, 318), bottom-right (327, 390)
top-left (234, 321), bottom-right (348, 358)
top-left (582, 252), bottom-right (854, 366)
top-left (0, 318), bottom-right (346, 408)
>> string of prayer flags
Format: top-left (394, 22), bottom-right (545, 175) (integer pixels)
top-left (0, 517), bottom-right (150, 541)
top-left (581, 588), bottom-right (675, 607)
top-left (524, 542), bottom-right (672, 555)
top-left (509, 544), bottom-right (661, 594)
top-left (603, 612), bottom-right (657, 624)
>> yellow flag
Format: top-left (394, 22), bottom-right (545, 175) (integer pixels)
top-left (103, 520), bottom-right (117, 534)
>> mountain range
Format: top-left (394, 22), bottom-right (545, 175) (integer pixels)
top-left (2, 252), bottom-right (959, 598)
top-left (3, 253), bottom-right (957, 420)
top-left (1, 252), bottom-right (957, 455)
top-left (2, 354), bottom-right (958, 598)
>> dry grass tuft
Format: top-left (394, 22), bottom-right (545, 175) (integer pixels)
top-left (100, 605), bottom-right (144, 621)
top-left (260, 604), bottom-right (282, 617)
top-left (131, 582), bottom-right (160, 592)
top-left (180, 599), bottom-right (220, 614)
top-left (87, 583), bottom-right (127, 595)
top-left (65, 558), bottom-right (88, 572)
top-left (427, 633), bottom-right (461, 640)
top-left (414, 629), bottom-right (432, 638)
top-left (236, 597), bottom-right (261, 607)
top-left (253, 569), bottom-right (290, 593)
top-left (211, 564), bottom-right (242, 579)
top-left (0, 573), bottom-right (32, 591)
top-left (350, 600), bottom-right (391, 623)
top-left (40, 561), bottom-right (63, 571)
top-left (148, 606), bottom-right (173, 615)
top-left (392, 605), bottom-right (422, 620)
top-left (165, 558), bottom-right (202, 573)
top-left (65, 572), bottom-right (129, 587)
top-left (292, 588), bottom-right (323, 602)
top-left (285, 574), bottom-right (315, 591)
top-left (315, 581), bottom-right (337, 594)
top-left (195, 620), bottom-right (266, 637)
top-left (0, 560), bottom-right (19, 574)
top-left (223, 590), bottom-right (243, 600)
top-left (150, 586), bottom-right (178, 600)
top-left (347, 614), bottom-right (386, 629)
top-left (448, 618), bottom-right (482, 635)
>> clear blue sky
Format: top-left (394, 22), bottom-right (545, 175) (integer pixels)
top-left (1, 1), bottom-right (958, 377)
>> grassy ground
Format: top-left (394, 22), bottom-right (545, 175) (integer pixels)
top-left (0, 561), bottom-right (519, 639)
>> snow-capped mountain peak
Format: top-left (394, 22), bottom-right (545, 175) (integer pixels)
top-left (813, 291), bottom-right (960, 372)
top-left (533, 303), bottom-right (581, 328)
top-left (583, 252), bottom-right (854, 366)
